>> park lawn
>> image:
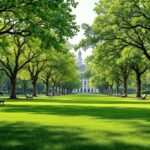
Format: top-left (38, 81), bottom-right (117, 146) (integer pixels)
top-left (1, 95), bottom-right (150, 150)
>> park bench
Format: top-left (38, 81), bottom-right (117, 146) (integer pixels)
top-left (116, 94), bottom-right (121, 97)
top-left (48, 93), bottom-right (53, 97)
top-left (113, 93), bottom-right (116, 96)
top-left (139, 94), bottom-right (147, 100)
top-left (26, 94), bottom-right (33, 100)
top-left (120, 95), bottom-right (127, 98)
top-left (0, 99), bottom-right (5, 106)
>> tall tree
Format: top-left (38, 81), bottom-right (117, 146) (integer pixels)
top-left (41, 69), bottom-right (54, 96)
top-left (26, 55), bottom-right (49, 97)
top-left (122, 48), bottom-right (150, 97)
top-left (0, 36), bottom-right (40, 98)
top-left (0, 0), bottom-right (78, 44)
top-left (93, 0), bottom-right (150, 60)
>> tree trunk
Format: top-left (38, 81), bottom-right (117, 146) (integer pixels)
top-left (123, 78), bottom-right (127, 96)
top-left (23, 84), bottom-right (26, 95)
top-left (116, 84), bottom-right (119, 94)
top-left (59, 86), bottom-right (61, 95)
top-left (45, 83), bottom-right (49, 96)
top-left (52, 86), bottom-right (55, 96)
top-left (109, 85), bottom-right (113, 95)
top-left (32, 79), bottom-right (37, 97)
top-left (107, 86), bottom-right (109, 95)
top-left (22, 80), bottom-right (27, 95)
top-left (55, 87), bottom-right (57, 95)
top-left (7, 79), bottom-right (11, 95)
top-left (116, 80), bottom-right (119, 94)
top-left (10, 75), bottom-right (17, 99)
top-left (62, 87), bottom-right (64, 95)
top-left (136, 73), bottom-right (141, 98)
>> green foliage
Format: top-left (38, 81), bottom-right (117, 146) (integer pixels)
top-left (0, 0), bottom-right (79, 49)
top-left (93, 0), bottom-right (150, 60)
top-left (0, 1), bottom-right (80, 98)
top-left (48, 52), bottom-right (80, 90)
top-left (77, 0), bottom-right (150, 96)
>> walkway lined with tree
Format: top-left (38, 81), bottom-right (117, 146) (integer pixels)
top-left (77, 0), bottom-right (150, 98)
top-left (0, 0), bottom-right (80, 99)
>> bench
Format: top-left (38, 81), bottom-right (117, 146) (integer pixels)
top-left (26, 94), bottom-right (33, 100)
top-left (139, 94), bottom-right (147, 100)
top-left (120, 95), bottom-right (127, 98)
top-left (116, 94), bottom-right (121, 97)
top-left (0, 99), bottom-right (4, 106)
top-left (48, 93), bottom-right (53, 97)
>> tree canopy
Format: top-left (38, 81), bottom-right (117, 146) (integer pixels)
top-left (0, 1), bottom-right (80, 99)
top-left (77, 0), bottom-right (150, 97)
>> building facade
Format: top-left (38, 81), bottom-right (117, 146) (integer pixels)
top-left (73, 51), bottom-right (99, 94)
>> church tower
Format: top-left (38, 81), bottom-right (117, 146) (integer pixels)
top-left (77, 50), bottom-right (82, 66)
top-left (73, 49), bottom-right (99, 94)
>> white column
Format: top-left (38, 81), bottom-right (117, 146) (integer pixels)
top-left (85, 80), bottom-right (87, 93)
top-left (86, 80), bottom-right (88, 93)
top-left (82, 79), bottom-right (84, 93)
top-left (90, 88), bottom-right (91, 93)
top-left (85, 79), bottom-right (87, 93)
top-left (97, 89), bottom-right (99, 93)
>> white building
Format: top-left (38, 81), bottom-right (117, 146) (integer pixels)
top-left (73, 51), bottom-right (99, 94)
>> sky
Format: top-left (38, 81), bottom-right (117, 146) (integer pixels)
top-left (69, 0), bottom-right (98, 60)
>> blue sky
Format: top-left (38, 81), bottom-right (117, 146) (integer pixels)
top-left (69, 0), bottom-right (98, 59)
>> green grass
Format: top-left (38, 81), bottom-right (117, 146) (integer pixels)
top-left (1, 94), bottom-right (150, 150)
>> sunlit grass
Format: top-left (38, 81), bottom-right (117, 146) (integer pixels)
top-left (0, 94), bottom-right (150, 150)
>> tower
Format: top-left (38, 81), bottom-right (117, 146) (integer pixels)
top-left (77, 50), bottom-right (82, 66)
top-left (72, 49), bottom-right (99, 94)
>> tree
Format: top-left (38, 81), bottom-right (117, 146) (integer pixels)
top-left (122, 48), bottom-right (150, 97)
top-left (0, 70), bottom-right (5, 91)
top-left (0, 36), bottom-right (40, 98)
top-left (0, 0), bottom-right (79, 47)
top-left (18, 70), bottom-right (31, 95)
top-left (83, 40), bottom-right (132, 96)
top-left (93, 0), bottom-right (150, 60)
top-left (117, 62), bottom-right (130, 96)
top-left (41, 68), bottom-right (54, 96)
top-left (26, 54), bottom-right (49, 97)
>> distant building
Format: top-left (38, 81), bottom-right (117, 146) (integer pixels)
top-left (73, 51), bottom-right (99, 94)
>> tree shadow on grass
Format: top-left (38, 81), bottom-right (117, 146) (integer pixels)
top-left (37, 99), bottom-right (150, 105)
top-left (5, 97), bottom-right (150, 105)
top-left (0, 122), bottom-right (88, 150)
top-left (1, 104), bottom-right (150, 121)
top-left (4, 93), bottom-right (150, 106)
top-left (0, 122), bottom-right (150, 150)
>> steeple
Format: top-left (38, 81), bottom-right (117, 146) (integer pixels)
top-left (77, 50), bottom-right (82, 66)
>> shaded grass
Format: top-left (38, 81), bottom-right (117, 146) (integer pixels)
top-left (1, 94), bottom-right (150, 150)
